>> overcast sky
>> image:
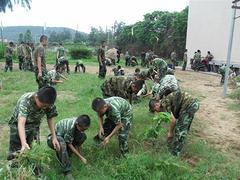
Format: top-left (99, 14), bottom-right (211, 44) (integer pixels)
top-left (1, 0), bottom-right (189, 33)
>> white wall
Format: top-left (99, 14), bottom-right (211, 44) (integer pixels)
top-left (186, 0), bottom-right (240, 67)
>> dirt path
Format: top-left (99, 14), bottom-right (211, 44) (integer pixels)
top-left (176, 70), bottom-right (240, 155)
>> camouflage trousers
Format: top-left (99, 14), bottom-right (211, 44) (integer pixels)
top-left (5, 57), bottom-right (13, 72)
top-left (7, 126), bottom-right (37, 160)
top-left (170, 100), bottom-right (199, 156)
top-left (18, 56), bottom-right (25, 70)
top-left (47, 133), bottom-right (86, 174)
top-left (182, 60), bottom-right (187, 71)
top-left (25, 58), bottom-right (34, 71)
top-left (34, 68), bottom-right (48, 89)
top-left (93, 118), bottom-right (131, 155)
top-left (98, 61), bottom-right (107, 79)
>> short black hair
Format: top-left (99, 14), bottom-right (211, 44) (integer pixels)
top-left (92, 97), bottom-right (106, 111)
top-left (40, 35), bottom-right (48, 42)
top-left (135, 68), bottom-right (140, 73)
top-left (149, 99), bottom-right (159, 113)
top-left (132, 80), bottom-right (144, 91)
top-left (37, 86), bottom-right (57, 104)
top-left (76, 114), bottom-right (91, 127)
top-left (117, 65), bottom-right (121, 69)
top-left (9, 42), bottom-right (14, 46)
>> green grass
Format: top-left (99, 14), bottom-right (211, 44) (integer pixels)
top-left (0, 71), bottom-right (240, 179)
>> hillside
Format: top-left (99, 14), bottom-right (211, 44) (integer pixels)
top-left (1, 26), bottom-right (86, 42)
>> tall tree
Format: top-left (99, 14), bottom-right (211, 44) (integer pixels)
top-left (0, 0), bottom-right (31, 13)
top-left (18, 33), bottom-right (24, 44)
top-left (24, 29), bottom-right (33, 43)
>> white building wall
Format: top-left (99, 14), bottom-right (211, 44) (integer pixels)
top-left (186, 0), bottom-right (240, 67)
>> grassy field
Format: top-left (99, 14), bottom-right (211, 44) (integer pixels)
top-left (0, 70), bottom-right (240, 179)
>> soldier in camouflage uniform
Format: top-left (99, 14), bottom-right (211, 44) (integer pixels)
top-left (56, 43), bottom-right (70, 73)
top-left (46, 66), bottom-right (67, 86)
top-left (182, 49), bottom-right (187, 71)
top-left (33, 35), bottom-right (49, 89)
top-left (17, 41), bottom-right (26, 71)
top-left (5, 42), bottom-right (14, 72)
top-left (92, 97), bottom-right (133, 155)
top-left (47, 115), bottom-right (90, 178)
top-left (101, 76), bottom-right (144, 104)
top-left (149, 90), bottom-right (199, 156)
top-left (151, 58), bottom-right (179, 99)
top-left (25, 43), bottom-right (34, 71)
top-left (218, 64), bottom-right (233, 85)
top-left (7, 86), bottom-right (60, 160)
top-left (75, 59), bottom-right (86, 73)
top-left (98, 41), bottom-right (107, 78)
top-left (170, 51), bottom-right (177, 70)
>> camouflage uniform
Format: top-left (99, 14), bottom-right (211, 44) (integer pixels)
top-left (25, 45), bottom-right (34, 71)
top-left (182, 52), bottom-right (187, 71)
top-left (139, 68), bottom-right (154, 80)
top-left (157, 75), bottom-right (179, 99)
top-left (218, 65), bottom-right (233, 84)
top-left (5, 46), bottom-right (14, 72)
top-left (8, 92), bottom-right (58, 160)
top-left (151, 82), bottom-right (161, 98)
top-left (46, 69), bottom-right (61, 86)
top-left (151, 59), bottom-right (179, 99)
top-left (17, 44), bottom-right (26, 70)
top-left (47, 118), bottom-right (86, 174)
top-left (161, 91), bottom-right (199, 156)
top-left (94, 97), bottom-right (133, 154)
top-left (101, 76), bottom-right (133, 101)
top-left (57, 46), bottom-right (65, 59)
top-left (170, 51), bottom-right (177, 70)
top-left (75, 60), bottom-right (86, 73)
top-left (33, 45), bottom-right (48, 89)
top-left (98, 47), bottom-right (107, 78)
top-left (194, 52), bottom-right (201, 65)
top-left (152, 58), bottom-right (168, 79)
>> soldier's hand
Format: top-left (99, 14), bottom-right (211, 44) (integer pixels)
top-left (81, 157), bottom-right (87, 164)
top-left (52, 138), bottom-right (61, 151)
top-left (38, 72), bottom-right (42, 80)
top-left (20, 142), bottom-right (30, 152)
top-left (103, 137), bottom-right (110, 145)
top-left (98, 127), bottom-right (104, 138)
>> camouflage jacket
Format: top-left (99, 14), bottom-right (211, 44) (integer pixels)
top-left (101, 76), bottom-right (133, 99)
top-left (98, 47), bottom-right (105, 63)
top-left (17, 44), bottom-right (26, 57)
top-left (8, 92), bottom-right (58, 130)
top-left (157, 75), bottom-right (179, 99)
top-left (104, 97), bottom-right (132, 127)
top-left (5, 46), bottom-right (14, 58)
top-left (55, 117), bottom-right (77, 144)
top-left (161, 91), bottom-right (197, 119)
top-left (57, 46), bottom-right (65, 58)
top-left (33, 45), bottom-right (46, 70)
top-left (46, 70), bottom-right (61, 86)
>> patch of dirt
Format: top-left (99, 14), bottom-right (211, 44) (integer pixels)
top-left (176, 70), bottom-right (240, 154)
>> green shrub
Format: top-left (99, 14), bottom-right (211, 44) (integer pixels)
top-left (69, 46), bottom-right (92, 59)
top-left (0, 44), bottom-right (6, 59)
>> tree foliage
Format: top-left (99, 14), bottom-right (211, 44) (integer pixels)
top-left (24, 29), bottom-right (33, 43)
top-left (0, 0), bottom-right (31, 13)
top-left (115, 7), bottom-right (188, 58)
top-left (48, 29), bottom-right (72, 43)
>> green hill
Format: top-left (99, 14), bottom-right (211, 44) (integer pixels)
top-left (1, 26), bottom-right (85, 42)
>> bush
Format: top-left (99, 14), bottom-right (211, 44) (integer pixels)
top-left (0, 44), bottom-right (6, 59)
top-left (69, 46), bottom-right (92, 59)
